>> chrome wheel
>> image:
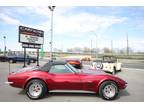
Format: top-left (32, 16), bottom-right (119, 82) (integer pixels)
top-left (103, 84), bottom-right (116, 98)
top-left (28, 82), bottom-right (42, 97)
top-left (25, 79), bottom-right (48, 100)
top-left (99, 81), bottom-right (118, 100)
top-left (9, 59), bottom-right (13, 63)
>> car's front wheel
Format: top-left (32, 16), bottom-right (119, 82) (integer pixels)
top-left (99, 81), bottom-right (118, 100)
top-left (25, 79), bottom-right (48, 100)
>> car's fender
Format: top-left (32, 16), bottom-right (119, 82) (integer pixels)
top-left (23, 75), bottom-right (48, 89)
top-left (97, 77), bottom-right (119, 91)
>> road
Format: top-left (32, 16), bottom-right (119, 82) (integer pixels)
top-left (0, 61), bottom-right (144, 102)
top-left (82, 61), bottom-right (144, 69)
top-left (122, 62), bottom-right (144, 69)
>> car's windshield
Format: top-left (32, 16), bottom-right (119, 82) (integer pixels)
top-left (37, 62), bottom-right (50, 72)
top-left (66, 63), bottom-right (80, 73)
top-left (103, 56), bottom-right (116, 61)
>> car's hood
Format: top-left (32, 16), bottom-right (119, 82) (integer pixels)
top-left (81, 68), bottom-right (106, 75)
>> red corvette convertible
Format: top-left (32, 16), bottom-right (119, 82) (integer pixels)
top-left (7, 60), bottom-right (127, 100)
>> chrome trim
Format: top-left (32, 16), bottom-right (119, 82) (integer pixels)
top-left (5, 82), bottom-right (14, 84)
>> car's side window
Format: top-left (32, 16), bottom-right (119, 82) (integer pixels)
top-left (49, 65), bottom-right (73, 74)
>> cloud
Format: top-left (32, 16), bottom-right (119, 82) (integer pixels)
top-left (54, 13), bottom-right (127, 35)
top-left (1, 6), bottom-right (138, 51)
top-left (26, 7), bottom-right (127, 37)
top-left (0, 13), bottom-right (21, 25)
top-left (1, 6), bottom-right (126, 35)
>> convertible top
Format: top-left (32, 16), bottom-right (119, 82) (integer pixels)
top-left (38, 60), bottom-right (67, 72)
top-left (47, 60), bottom-right (67, 65)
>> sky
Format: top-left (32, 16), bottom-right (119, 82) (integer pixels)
top-left (0, 6), bottom-right (144, 52)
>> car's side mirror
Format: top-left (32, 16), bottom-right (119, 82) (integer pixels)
top-left (74, 72), bottom-right (78, 75)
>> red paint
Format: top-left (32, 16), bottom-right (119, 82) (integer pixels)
top-left (8, 69), bottom-right (127, 92)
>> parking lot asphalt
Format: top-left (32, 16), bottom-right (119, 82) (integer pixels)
top-left (122, 62), bottom-right (144, 69)
top-left (0, 61), bottom-right (144, 102)
top-left (82, 61), bottom-right (144, 69)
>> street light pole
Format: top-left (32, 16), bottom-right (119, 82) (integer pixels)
top-left (111, 40), bottom-right (113, 55)
top-left (126, 32), bottom-right (129, 55)
top-left (48, 6), bottom-right (55, 60)
top-left (3, 36), bottom-right (6, 56)
top-left (91, 31), bottom-right (98, 59)
top-left (91, 39), bottom-right (93, 57)
top-left (95, 34), bottom-right (98, 59)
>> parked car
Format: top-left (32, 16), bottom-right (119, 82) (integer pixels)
top-left (7, 54), bottom-right (37, 63)
top-left (66, 59), bottom-right (82, 69)
top-left (91, 55), bottom-right (122, 74)
top-left (0, 55), bottom-right (8, 62)
top-left (0, 53), bottom-right (37, 63)
top-left (7, 60), bottom-right (127, 100)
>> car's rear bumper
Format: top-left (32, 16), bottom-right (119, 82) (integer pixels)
top-left (5, 81), bottom-right (14, 84)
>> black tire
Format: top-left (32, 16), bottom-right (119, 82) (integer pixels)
top-left (112, 67), bottom-right (116, 75)
top-left (30, 59), bottom-right (35, 63)
top-left (33, 60), bottom-right (36, 63)
top-left (119, 69), bottom-right (122, 72)
top-left (9, 59), bottom-right (14, 63)
top-left (25, 79), bottom-right (48, 100)
top-left (99, 81), bottom-right (119, 100)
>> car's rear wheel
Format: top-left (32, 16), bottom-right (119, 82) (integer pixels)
top-left (25, 79), bottom-right (48, 100)
top-left (9, 59), bottom-right (14, 63)
top-left (99, 81), bottom-right (118, 100)
top-left (30, 59), bottom-right (36, 63)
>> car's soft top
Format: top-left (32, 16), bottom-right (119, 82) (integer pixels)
top-left (38, 60), bottom-right (67, 72)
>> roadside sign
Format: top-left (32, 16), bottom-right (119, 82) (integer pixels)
top-left (22, 43), bottom-right (41, 49)
top-left (19, 25), bottom-right (44, 45)
top-left (18, 25), bottom-right (44, 67)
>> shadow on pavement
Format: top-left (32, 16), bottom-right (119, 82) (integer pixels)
top-left (115, 89), bottom-right (130, 100)
top-left (17, 89), bottom-right (130, 101)
top-left (18, 89), bottom-right (25, 95)
top-left (119, 89), bottom-right (130, 97)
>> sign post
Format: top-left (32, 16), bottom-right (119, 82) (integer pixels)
top-left (41, 45), bottom-right (44, 59)
top-left (19, 25), bottom-right (44, 67)
top-left (37, 49), bottom-right (39, 66)
top-left (23, 48), bottom-right (26, 67)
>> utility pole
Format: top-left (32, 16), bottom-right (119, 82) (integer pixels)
top-left (90, 31), bottom-right (98, 59)
top-left (91, 39), bottom-right (93, 57)
top-left (111, 40), bottom-right (113, 55)
top-left (95, 34), bottom-right (98, 59)
top-left (3, 36), bottom-right (6, 56)
top-left (126, 32), bottom-right (129, 55)
top-left (48, 6), bottom-right (55, 60)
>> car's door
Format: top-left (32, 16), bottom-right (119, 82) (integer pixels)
top-left (16, 55), bottom-right (24, 61)
top-left (47, 64), bottom-right (82, 90)
top-left (78, 71), bottom-right (99, 92)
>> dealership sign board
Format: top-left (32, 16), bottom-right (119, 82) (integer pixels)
top-left (19, 25), bottom-right (44, 45)
top-left (22, 43), bottom-right (41, 49)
